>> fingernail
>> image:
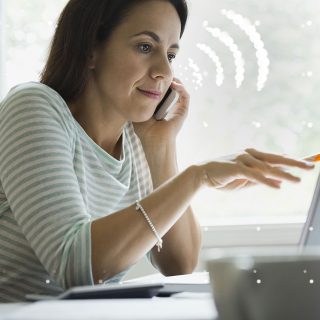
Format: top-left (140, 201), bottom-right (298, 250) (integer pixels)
top-left (273, 181), bottom-right (282, 188)
top-left (305, 162), bottom-right (315, 167)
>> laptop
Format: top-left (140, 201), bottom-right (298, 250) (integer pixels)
top-left (299, 171), bottom-right (320, 247)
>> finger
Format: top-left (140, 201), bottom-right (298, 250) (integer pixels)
top-left (170, 81), bottom-right (189, 101)
top-left (216, 179), bottom-right (247, 190)
top-left (240, 154), bottom-right (301, 183)
top-left (217, 179), bottom-right (257, 190)
top-left (239, 163), bottom-right (282, 189)
top-left (169, 81), bottom-right (190, 116)
top-left (268, 167), bottom-right (301, 183)
top-left (238, 153), bottom-right (272, 171)
top-left (245, 148), bottom-right (315, 170)
top-left (172, 77), bottom-right (183, 84)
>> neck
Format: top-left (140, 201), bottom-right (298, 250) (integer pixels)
top-left (68, 92), bottom-right (126, 160)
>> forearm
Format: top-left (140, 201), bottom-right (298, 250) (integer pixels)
top-left (91, 164), bottom-right (203, 283)
top-left (144, 141), bottom-right (202, 275)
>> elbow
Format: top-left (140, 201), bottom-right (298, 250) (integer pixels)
top-left (160, 257), bottom-right (198, 277)
top-left (161, 265), bottom-right (196, 277)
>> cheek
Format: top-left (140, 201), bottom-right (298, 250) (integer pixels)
top-left (95, 50), bottom-right (152, 118)
top-left (118, 66), bottom-right (139, 87)
top-left (117, 57), bottom-right (144, 84)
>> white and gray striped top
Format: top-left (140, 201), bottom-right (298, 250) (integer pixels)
top-left (0, 82), bottom-right (153, 302)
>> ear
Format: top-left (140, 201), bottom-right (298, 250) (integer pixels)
top-left (88, 50), bottom-right (98, 70)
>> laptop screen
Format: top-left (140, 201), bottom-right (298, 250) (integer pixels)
top-left (300, 171), bottom-right (320, 247)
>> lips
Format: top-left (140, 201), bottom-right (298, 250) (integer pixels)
top-left (137, 88), bottom-right (162, 100)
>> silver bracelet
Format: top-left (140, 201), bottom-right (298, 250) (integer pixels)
top-left (135, 200), bottom-right (163, 252)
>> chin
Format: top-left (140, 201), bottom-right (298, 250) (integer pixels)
top-left (131, 112), bottom-right (154, 123)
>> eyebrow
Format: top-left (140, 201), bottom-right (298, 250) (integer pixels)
top-left (131, 31), bottom-right (180, 49)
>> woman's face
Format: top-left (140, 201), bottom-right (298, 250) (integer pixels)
top-left (90, 0), bottom-right (181, 122)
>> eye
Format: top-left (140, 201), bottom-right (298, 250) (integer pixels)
top-left (138, 43), bottom-right (152, 53)
top-left (168, 53), bottom-right (176, 63)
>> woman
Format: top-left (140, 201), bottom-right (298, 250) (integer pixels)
top-left (0, 0), bottom-right (314, 302)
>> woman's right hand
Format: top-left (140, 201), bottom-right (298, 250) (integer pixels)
top-left (197, 148), bottom-right (315, 191)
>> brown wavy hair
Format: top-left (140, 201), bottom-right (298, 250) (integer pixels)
top-left (40, 0), bottom-right (188, 103)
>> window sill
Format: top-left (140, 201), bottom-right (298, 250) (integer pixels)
top-left (125, 222), bottom-right (305, 280)
top-left (201, 221), bottom-right (304, 248)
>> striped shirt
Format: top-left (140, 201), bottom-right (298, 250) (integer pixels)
top-left (0, 82), bottom-right (153, 302)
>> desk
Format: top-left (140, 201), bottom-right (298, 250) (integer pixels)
top-left (1, 303), bottom-right (27, 318)
top-left (1, 294), bottom-right (217, 320)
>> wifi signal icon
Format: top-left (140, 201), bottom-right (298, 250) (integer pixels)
top-left (196, 9), bottom-right (270, 91)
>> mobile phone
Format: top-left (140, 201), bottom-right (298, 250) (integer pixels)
top-left (153, 88), bottom-right (179, 120)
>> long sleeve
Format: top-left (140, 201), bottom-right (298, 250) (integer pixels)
top-left (0, 84), bottom-right (94, 289)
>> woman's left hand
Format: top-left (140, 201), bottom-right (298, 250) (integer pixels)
top-left (133, 77), bottom-right (189, 147)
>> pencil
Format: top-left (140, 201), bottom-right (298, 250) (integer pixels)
top-left (311, 154), bottom-right (320, 162)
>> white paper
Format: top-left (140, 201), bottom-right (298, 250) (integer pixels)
top-left (5, 297), bottom-right (218, 320)
top-left (122, 271), bottom-right (210, 285)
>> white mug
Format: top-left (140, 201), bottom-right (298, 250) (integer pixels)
top-left (206, 247), bottom-right (320, 320)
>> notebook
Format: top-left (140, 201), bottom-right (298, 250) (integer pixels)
top-left (25, 272), bottom-right (210, 301)
top-left (26, 283), bottom-right (164, 301)
top-left (122, 271), bottom-right (211, 297)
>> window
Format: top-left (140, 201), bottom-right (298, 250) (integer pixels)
top-left (174, 0), bottom-right (320, 226)
top-left (1, 0), bottom-right (67, 96)
top-left (1, 0), bottom-right (319, 227)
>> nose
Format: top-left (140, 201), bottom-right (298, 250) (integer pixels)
top-left (149, 53), bottom-right (173, 82)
